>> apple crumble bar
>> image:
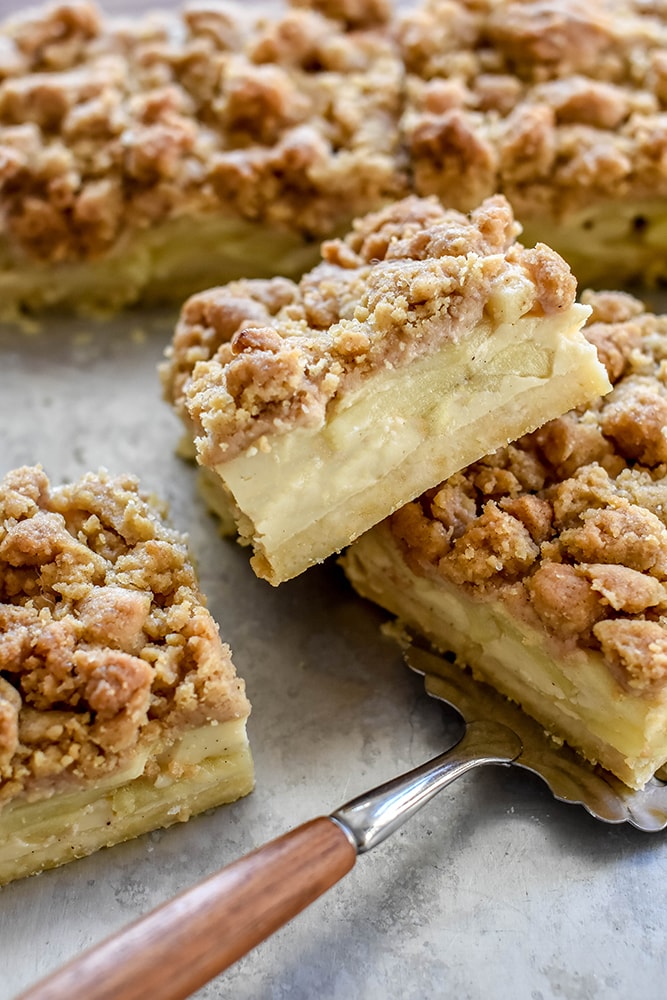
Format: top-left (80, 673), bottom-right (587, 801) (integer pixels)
top-left (342, 290), bottom-right (667, 789)
top-left (399, 0), bottom-right (667, 286)
top-left (161, 194), bottom-right (610, 585)
top-left (0, 465), bottom-right (253, 885)
top-left (0, 0), bottom-right (405, 318)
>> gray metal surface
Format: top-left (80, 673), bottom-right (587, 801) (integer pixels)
top-left (2, 2), bottom-right (667, 996)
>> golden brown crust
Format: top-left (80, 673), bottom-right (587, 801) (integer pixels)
top-left (399, 0), bottom-right (667, 219)
top-left (0, 465), bottom-right (249, 810)
top-left (388, 289), bottom-right (667, 695)
top-left (160, 194), bottom-right (578, 465)
top-left (0, 0), bottom-right (405, 265)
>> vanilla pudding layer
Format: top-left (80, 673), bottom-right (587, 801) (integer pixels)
top-left (0, 718), bottom-right (253, 886)
top-left (216, 303), bottom-right (606, 585)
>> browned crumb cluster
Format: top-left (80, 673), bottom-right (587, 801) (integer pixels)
top-left (400, 0), bottom-right (667, 219)
top-left (161, 193), bottom-right (577, 465)
top-left (389, 290), bottom-right (667, 694)
top-left (0, 0), bottom-right (404, 265)
top-left (0, 465), bottom-right (249, 809)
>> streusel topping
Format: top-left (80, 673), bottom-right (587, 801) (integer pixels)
top-left (161, 194), bottom-right (578, 465)
top-left (0, 0), bottom-right (405, 264)
top-left (400, 0), bottom-right (667, 218)
top-left (389, 290), bottom-right (667, 694)
top-left (5, 0), bottom-right (667, 275)
top-left (0, 465), bottom-right (249, 808)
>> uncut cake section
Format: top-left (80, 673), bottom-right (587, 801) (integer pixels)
top-left (0, 0), bottom-right (405, 318)
top-left (0, 465), bottom-right (252, 886)
top-left (161, 193), bottom-right (610, 586)
top-left (398, 0), bottom-right (667, 287)
top-left (342, 291), bottom-right (667, 790)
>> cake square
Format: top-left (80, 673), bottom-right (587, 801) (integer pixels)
top-left (0, 465), bottom-right (253, 885)
top-left (342, 290), bottom-right (667, 789)
top-left (161, 193), bottom-right (610, 585)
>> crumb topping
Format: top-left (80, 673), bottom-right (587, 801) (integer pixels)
top-left (6, 0), bottom-right (667, 274)
top-left (399, 0), bottom-right (667, 218)
top-left (389, 289), bottom-right (667, 695)
top-left (0, 0), bottom-right (405, 264)
top-left (4, 0), bottom-right (667, 289)
top-left (160, 194), bottom-right (577, 465)
top-left (0, 465), bottom-right (249, 808)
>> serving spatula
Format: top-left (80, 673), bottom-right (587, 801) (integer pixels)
top-left (17, 645), bottom-right (667, 1000)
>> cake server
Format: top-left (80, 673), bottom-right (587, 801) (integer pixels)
top-left (18, 644), bottom-right (667, 1000)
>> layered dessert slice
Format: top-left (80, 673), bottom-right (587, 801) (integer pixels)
top-left (342, 290), bottom-right (667, 789)
top-left (161, 193), bottom-right (610, 586)
top-left (0, 0), bottom-right (405, 318)
top-left (0, 465), bottom-right (253, 885)
top-left (399, 0), bottom-right (667, 287)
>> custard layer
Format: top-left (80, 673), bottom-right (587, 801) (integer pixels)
top-left (0, 718), bottom-right (253, 885)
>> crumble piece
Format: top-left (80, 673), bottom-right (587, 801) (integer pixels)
top-left (0, 465), bottom-right (253, 883)
top-left (7, 0), bottom-right (667, 311)
top-left (390, 288), bottom-right (667, 679)
top-left (342, 290), bottom-right (667, 786)
top-left (161, 194), bottom-right (609, 584)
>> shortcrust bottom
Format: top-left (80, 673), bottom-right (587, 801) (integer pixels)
top-left (212, 303), bottom-right (607, 585)
top-left (0, 717), bottom-right (253, 885)
top-left (342, 524), bottom-right (667, 789)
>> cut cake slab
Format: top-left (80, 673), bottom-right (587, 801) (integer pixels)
top-left (342, 291), bottom-right (667, 789)
top-left (161, 194), bottom-right (610, 585)
top-left (0, 466), bottom-right (253, 885)
top-left (0, 0), bottom-right (404, 318)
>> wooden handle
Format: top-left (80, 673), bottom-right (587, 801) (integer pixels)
top-left (19, 817), bottom-right (357, 1000)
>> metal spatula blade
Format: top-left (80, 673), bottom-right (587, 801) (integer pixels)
top-left (405, 643), bottom-right (667, 832)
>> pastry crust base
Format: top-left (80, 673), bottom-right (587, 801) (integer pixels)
top-left (0, 717), bottom-right (253, 886)
top-left (213, 303), bottom-right (608, 584)
top-left (342, 523), bottom-right (667, 789)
